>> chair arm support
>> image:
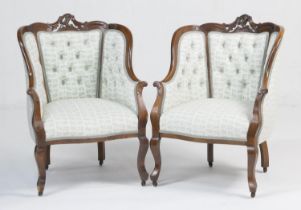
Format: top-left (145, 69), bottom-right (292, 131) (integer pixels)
top-left (246, 88), bottom-right (268, 146)
top-left (136, 81), bottom-right (148, 137)
top-left (27, 88), bottom-right (46, 145)
top-left (150, 81), bottom-right (165, 138)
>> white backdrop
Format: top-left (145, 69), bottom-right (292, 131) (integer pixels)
top-left (1, 0), bottom-right (301, 209)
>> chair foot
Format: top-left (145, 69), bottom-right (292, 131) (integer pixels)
top-left (37, 177), bottom-right (45, 196)
top-left (259, 141), bottom-right (269, 173)
top-left (207, 144), bottom-right (214, 168)
top-left (141, 180), bottom-right (146, 186)
top-left (45, 165), bottom-right (49, 170)
top-left (247, 146), bottom-right (258, 199)
top-left (150, 137), bottom-right (161, 187)
top-left (98, 142), bottom-right (105, 166)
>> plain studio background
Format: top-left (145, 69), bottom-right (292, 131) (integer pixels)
top-left (0, 0), bottom-right (301, 209)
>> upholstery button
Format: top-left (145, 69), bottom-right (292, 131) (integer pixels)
top-left (52, 67), bottom-right (57, 72)
top-left (68, 66), bottom-right (72, 72)
top-left (228, 55), bottom-right (232, 61)
top-left (222, 42), bottom-right (226, 48)
top-left (236, 68), bottom-right (240, 74)
top-left (193, 67), bottom-right (197, 74)
top-left (198, 54), bottom-right (203, 60)
top-left (250, 69), bottom-right (255, 74)
top-left (115, 56), bottom-right (119, 61)
top-left (112, 42), bottom-right (116, 48)
top-left (219, 67), bottom-right (224, 73)
top-left (187, 81), bottom-right (191, 89)
top-left (85, 65), bottom-right (90, 71)
top-left (77, 77), bottom-right (82, 84)
top-left (241, 80), bottom-right (247, 88)
top-left (50, 41), bottom-right (55, 46)
top-left (185, 54), bottom-right (190, 62)
top-left (227, 80), bottom-right (231, 87)
top-left (177, 82), bottom-right (181, 88)
top-left (238, 42), bottom-right (241, 48)
top-left (67, 41), bottom-right (71, 47)
top-left (200, 80), bottom-right (204, 86)
top-left (84, 39), bottom-right (88, 45)
top-left (253, 42), bottom-right (257, 48)
top-left (61, 77), bottom-right (66, 85)
top-left (245, 55), bottom-right (249, 61)
top-left (118, 67), bottom-right (121, 73)
top-left (181, 68), bottom-right (185, 75)
top-left (76, 52), bottom-right (80, 59)
top-left (59, 54), bottom-right (64, 60)
top-left (190, 42), bottom-right (195, 49)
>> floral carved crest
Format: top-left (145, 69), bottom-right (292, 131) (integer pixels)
top-left (50, 14), bottom-right (88, 31)
top-left (224, 14), bottom-right (259, 32)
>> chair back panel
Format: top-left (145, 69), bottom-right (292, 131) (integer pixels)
top-left (38, 30), bottom-right (102, 101)
top-left (163, 31), bottom-right (209, 112)
top-left (209, 31), bottom-right (269, 102)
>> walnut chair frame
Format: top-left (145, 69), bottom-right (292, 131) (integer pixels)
top-left (150, 15), bottom-right (284, 197)
top-left (17, 14), bottom-right (149, 196)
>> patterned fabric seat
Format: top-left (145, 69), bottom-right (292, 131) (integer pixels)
top-left (43, 98), bottom-right (137, 140)
top-left (160, 98), bottom-right (253, 141)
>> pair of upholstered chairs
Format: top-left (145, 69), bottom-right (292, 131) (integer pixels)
top-left (18, 14), bottom-right (284, 197)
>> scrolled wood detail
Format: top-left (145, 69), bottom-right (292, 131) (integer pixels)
top-left (150, 15), bottom-right (284, 197)
top-left (18, 14), bottom-right (149, 195)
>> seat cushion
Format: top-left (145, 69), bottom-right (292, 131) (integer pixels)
top-left (43, 98), bottom-right (138, 141)
top-left (160, 99), bottom-right (253, 141)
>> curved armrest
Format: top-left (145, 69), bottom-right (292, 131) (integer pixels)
top-left (136, 81), bottom-right (148, 137)
top-left (27, 88), bottom-right (46, 145)
top-left (247, 88), bottom-right (268, 146)
top-left (150, 81), bottom-right (165, 138)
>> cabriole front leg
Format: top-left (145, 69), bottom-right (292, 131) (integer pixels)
top-left (137, 136), bottom-right (149, 186)
top-left (247, 146), bottom-right (258, 198)
top-left (150, 137), bottom-right (161, 186)
top-left (34, 145), bottom-right (47, 196)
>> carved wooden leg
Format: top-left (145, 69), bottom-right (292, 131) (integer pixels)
top-left (150, 137), bottom-right (161, 186)
top-left (98, 142), bottom-right (105, 166)
top-left (34, 145), bottom-right (47, 196)
top-left (45, 145), bottom-right (50, 170)
top-left (247, 146), bottom-right (258, 198)
top-left (207, 143), bottom-right (214, 167)
top-left (137, 137), bottom-right (149, 186)
top-left (259, 141), bottom-right (269, 173)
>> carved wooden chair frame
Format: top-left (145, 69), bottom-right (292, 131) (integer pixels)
top-left (17, 14), bottom-right (149, 196)
top-left (150, 14), bottom-right (284, 197)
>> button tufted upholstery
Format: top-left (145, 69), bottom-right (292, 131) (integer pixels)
top-left (22, 28), bottom-right (139, 140)
top-left (162, 31), bottom-right (208, 112)
top-left (38, 30), bottom-right (102, 101)
top-left (160, 30), bottom-right (280, 142)
top-left (101, 30), bottom-right (138, 113)
top-left (209, 32), bottom-right (269, 102)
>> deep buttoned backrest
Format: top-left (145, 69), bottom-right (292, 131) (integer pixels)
top-left (37, 30), bottom-right (102, 101)
top-left (162, 15), bottom-right (283, 112)
top-left (208, 32), bottom-right (269, 102)
top-left (19, 14), bottom-right (136, 107)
